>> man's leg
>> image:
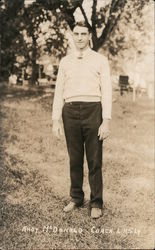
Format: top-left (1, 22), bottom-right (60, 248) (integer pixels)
top-left (82, 102), bottom-right (103, 209)
top-left (62, 103), bottom-right (84, 205)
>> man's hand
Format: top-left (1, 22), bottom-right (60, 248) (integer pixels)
top-left (98, 119), bottom-right (110, 140)
top-left (52, 120), bottom-right (63, 139)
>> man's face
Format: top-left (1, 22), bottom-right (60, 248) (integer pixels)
top-left (72, 25), bottom-right (90, 51)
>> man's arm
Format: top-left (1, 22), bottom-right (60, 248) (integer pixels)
top-left (52, 60), bottom-right (65, 138)
top-left (98, 56), bottom-right (112, 140)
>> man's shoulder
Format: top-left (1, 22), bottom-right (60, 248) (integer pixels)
top-left (59, 54), bottom-right (72, 66)
top-left (90, 50), bottom-right (108, 61)
top-left (60, 54), bottom-right (71, 63)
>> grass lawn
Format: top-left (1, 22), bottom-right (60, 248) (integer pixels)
top-left (0, 85), bottom-right (154, 249)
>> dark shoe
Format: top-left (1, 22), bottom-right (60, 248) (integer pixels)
top-left (63, 202), bottom-right (77, 213)
top-left (91, 208), bottom-right (102, 219)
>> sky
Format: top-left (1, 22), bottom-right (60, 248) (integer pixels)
top-left (74, 0), bottom-right (111, 23)
top-left (24, 0), bottom-right (36, 7)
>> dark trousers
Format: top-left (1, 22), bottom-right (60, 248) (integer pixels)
top-left (62, 102), bottom-right (103, 208)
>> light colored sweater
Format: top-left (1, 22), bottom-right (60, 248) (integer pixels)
top-left (52, 48), bottom-right (112, 120)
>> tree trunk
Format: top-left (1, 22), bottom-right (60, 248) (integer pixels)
top-left (30, 35), bottom-right (38, 85)
top-left (92, 35), bottom-right (100, 51)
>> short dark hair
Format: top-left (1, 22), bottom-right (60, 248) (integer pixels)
top-left (72, 21), bottom-right (91, 33)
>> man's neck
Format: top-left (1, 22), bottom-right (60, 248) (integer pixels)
top-left (76, 46), bottom-right (90, 53)
top-left (74, 46), bottom-right (91, 59)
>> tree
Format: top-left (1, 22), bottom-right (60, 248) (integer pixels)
top-left (35, 0), bottom-right (127, 51)
top-left (0, 0), bottom-right (68, 84)
top-left (0, 0), bottom-right (25, 80)
top-left (118, 1), bottom-right (153, 81)
top-left (35, 0), bottom-right (150, 51)
top-left (0, 0), bottom-right (151, 83)
top-left (21, 2), bottom-right (68, 84)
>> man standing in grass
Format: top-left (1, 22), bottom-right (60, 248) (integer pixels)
top-left (52, 21), bottom-right (112, 219)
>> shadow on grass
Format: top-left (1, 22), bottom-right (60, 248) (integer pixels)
top-left (0, 84), bottom-right (54, 100)
top-left (0, 149), bottom-right (124, 249)
top-left (0, 151), bottom-right (133, 249)
top-left (0, 151), bottom-right (64, 249)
